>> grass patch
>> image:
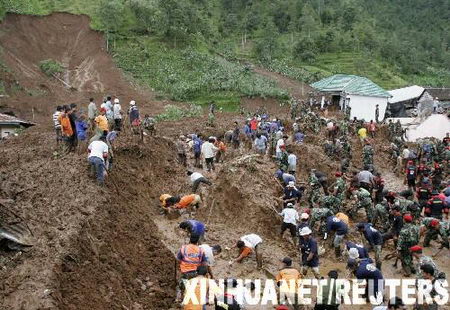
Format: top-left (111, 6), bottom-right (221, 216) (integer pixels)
top-left (39, 59), bottom-right (64, 77)
top-left (155, 104), bottom-right (203, 121)
top-left (191, 93), bottom-right (241, 112)
top-left (112, 36), bottom-right (288, 103)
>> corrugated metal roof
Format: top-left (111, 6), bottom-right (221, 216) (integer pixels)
top-left (311, 74), bottom-right (391, 98)
top-left (388, 85), bottom-right (425, 103)
top-left (0, 113), bottom-right (34, 126)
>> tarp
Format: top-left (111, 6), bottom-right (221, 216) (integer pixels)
top-left (406, 114), bottom-right (450, 142)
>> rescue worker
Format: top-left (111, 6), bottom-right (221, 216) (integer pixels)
top-left (326, 215), bottom-right (348, 258)
top-left (396, 214), bottom-right (419, 276)
top-left (410, 245), bottom-right (445, 280)
top-left (346, 241), bottom-right (369, 259)
top-left (356, 223), bottom-right (383, 269)
top-left (230, 234), bottom-right (263, 268)
top-left (347, 258), bottom-right (384, 303)
top-left (299, 227), bottom-right (320, 279)
top-left (276, 257), bottom-right (301, 308)
top-left (179, 219), bottom-right (206, 241)
top-left (279, 203), bottom-right (299, 244)
top-left (353, 187), bottom-right (374, 222)
top-left (309, 208), bottom-right (333, 236)
top-left (425, 190), bottom-right (448, 220)
top-left (176, 235), bottom-right (207, 301)
top-left (421, 218), bottom-right (449, 249)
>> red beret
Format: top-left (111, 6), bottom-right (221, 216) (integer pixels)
top-left (335, 172), bottom-right (342, 177)
top-left (410, 245), bottom-right (422, 253)
top-left (430, 219), bottom-right (440, 227)
top-left (403, 214), bottom-right (413, 222)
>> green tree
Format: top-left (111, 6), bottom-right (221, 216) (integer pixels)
top-left (253, 20), bottom-right (280, 63)
top-left (97, 0), bottom-right (127, 33)
top-left (293, 36), bottom-right (317, 63)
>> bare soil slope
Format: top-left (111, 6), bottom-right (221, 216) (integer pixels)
top-left (0, 13), bottom-right (164, 122)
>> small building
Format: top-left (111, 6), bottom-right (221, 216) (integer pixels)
top-left (0, 113), bottom-right (35, 139)
top-left (417, 88), bottom-right (450, 115)
top-left (311, 74), bottom-right (391, 122)
top-left (387, 85), bottom-right (424, 117)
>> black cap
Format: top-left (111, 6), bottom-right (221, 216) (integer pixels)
top-left (282, 257), bottom-right (292, 266)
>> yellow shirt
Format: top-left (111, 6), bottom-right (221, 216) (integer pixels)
top-left (95, 115), bottom-right (109, 132)
top-left (358, 127), bottom-right (367, 139)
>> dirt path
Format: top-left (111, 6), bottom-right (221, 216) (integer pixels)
top-left (252, 66), bottom-right (313, 100)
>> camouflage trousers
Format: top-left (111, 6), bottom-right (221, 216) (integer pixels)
top-left (423, 230), bottom-right (439, 247)
top-left (399, 249), bottom-right (414, 275)
top-left (309, 189), bottom-right (322, 207)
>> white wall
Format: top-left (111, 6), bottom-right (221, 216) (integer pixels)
top-left (0, 125), bottom-right (17, 138)
top-left (348, 94), bottom-right (388, 122)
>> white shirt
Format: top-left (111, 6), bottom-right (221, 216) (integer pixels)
top-left (240, 234), bottom-right (262, 249)
top-left (402, 148), bottom-right (410, 159)
top-left (88, 140), bottom-right (109, 162)
top-left (201, 142), bottom-right (218, 159)
top-left (190, 172), bottom-right (204, 183)
top-left (199, 244), bottom-right (215, 266)
top-left (113, 103), bottom-right (122, 119)
top-left (280, 208), bottom-right (299, 225)
top-left (276, 138), bottom-right (285, 153)
top-left (288, 154), bottom-right (297, 171)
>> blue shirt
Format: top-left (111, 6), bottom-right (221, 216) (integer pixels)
top-left (360, 223), bottom-right (383, 245)
top-left (294, 132), bottom-right (305, 143)
top-left (326, 216), bottom-right (348, 235)
top-left (186, 220), bottom-right (205, 237)
top-left (346, 241), bottom-right (369, 259)
top-left (193, 137), bottom-right (203, 154)
top-left (300, 237), bottom-right (319, 267)
top-left (75, 120), bottom-right (88, 140)
top-left (244, 124), bottom-right (251, 135)
top-left (355, 259), bottom-right (384, 295)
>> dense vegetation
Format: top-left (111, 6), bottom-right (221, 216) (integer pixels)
top-left (1, 0), bottom-right (449, 102)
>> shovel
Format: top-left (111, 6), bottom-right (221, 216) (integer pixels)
top-left (0, 222), bottom-right (35, 249)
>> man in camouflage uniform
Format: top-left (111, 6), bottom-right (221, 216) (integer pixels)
top-left (353, 187), bottom-right (374, 222)
top-left (310, 207), bottom-right (334, 236)
top-left (333, 172), bottom-right (347, 203)
top-left (362, 140), bottom-right (374, 167)
top-left (321, 195), bottom-right (341, 214)
top-left (421, 218), bottom-right (450, 249)
top-left (372, 199), bottom-right (390, 233)
top-left (395, 192), bottom-right (421, 220)
top-left (279, 147), bottom-right (289, 172)
top-left (410, 245), bottom-right (445, 280)
top-left (308, 170), bottom-right (323, 207)
top-left (387, 119), bottom-right (395, 140)
top-left (396, 214), bottom-right (419, 276)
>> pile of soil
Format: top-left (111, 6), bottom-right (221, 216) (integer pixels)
top-left (0, 13), bottom-right (165, 123)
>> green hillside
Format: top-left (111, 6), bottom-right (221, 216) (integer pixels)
top-left (1, 0), bottom-right (449, 102)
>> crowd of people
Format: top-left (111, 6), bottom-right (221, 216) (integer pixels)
top-left (52, 96), bottom-right (449, 309)
top-left (52, 96), bottom-right (157, 185)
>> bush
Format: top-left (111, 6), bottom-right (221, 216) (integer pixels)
top-left (39, 59), bottom-right (64, 77)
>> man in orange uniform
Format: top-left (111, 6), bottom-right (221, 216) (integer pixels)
top-left (276, 257), bottom-right (301, 308)
top-left (167, 194), bottom-right (202, 210)
top-left (58, 106), bottom-right (74, 152)
top-left (176, 235), bottom-right (207, 302)
top-left (182, 265), bottom-right (209, 310)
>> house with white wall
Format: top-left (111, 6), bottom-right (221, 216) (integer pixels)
top-left (311, 74), bottom-right (391, 122)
